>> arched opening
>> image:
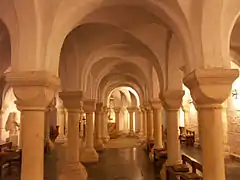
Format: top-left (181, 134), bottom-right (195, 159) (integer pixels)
top-left (106, 86), bottom-right (141, 135)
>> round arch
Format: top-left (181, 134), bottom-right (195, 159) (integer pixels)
top-left (97, 74), bottom-right (146, 103)
top-left (46, 0), bottom-right (195, 76)
top-left (91, 61), bottom-right (150, 98)
top-left (101, 81), bottom-right (144, 106)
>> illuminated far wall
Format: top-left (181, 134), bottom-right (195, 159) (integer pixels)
top-left (1, 88), bottom-right (21, 142)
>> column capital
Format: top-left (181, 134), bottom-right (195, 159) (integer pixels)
top-left (127, 107), bottom-right (137, 113)
top-left (183, 68), bottom-right (239, 107)
top-left (150, 99), bottom-right (163, 110)
top-left (83, 99), bottom-right (96, 113)
top-left (161, 90), bottom-right (185, 110)
top-left (5, 71), bottom-right (60, 110)
top-left (59, 91), bottom-right (83, 111)
top-left (114, 107), bottom-right (121, 113)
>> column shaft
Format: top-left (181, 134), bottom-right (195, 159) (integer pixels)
top-left (166, 109), bottom-right (181, 164)
top-left (56, 108), bottom-right (66, 143)
top-left (153, 109), bottom-right (163, 149)
top-left (138, 109), bottom-right (144, 137)
top-left (94, 111), bottom-right (105, 151)
top-left (198, 106), bottom-right (225, 180)
top-left (115, 112), bottom-right (120, 132)
top-left (21, 110), bottom-right (45, 180)
top-left (147, 109), bottom-right (154, 141)
top-left (80, 100), bottom-right (99, 163)
top-left (129, 112), bottom-right (134, 135)
top-left (143, 110), bottom-right (148, 138)
top-left (67, 111), bottom-right (80, 163)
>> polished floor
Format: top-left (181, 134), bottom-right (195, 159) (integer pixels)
top-left (2, 137), bottom-right (240, 180)
top-left (85, 148), bottom-right (160, 180)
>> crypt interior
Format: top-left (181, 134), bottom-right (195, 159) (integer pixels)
top-left (1, 0), bottom-right (240, 180)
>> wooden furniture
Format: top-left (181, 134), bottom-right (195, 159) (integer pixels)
top-left (166, 164), bottom-right (189, 180)
top-left (179, 128), bottom-right (195, 146)
top-left (146, 140), bottom-right (154, 153)
top-left (186, 130), bottom-right (195, 146)
top-left (180, 154), bottom-right (203, 180)
top-left (154, 148), bottom-right (167, 168)
top-left (0, 142), bottom-right (21, 178)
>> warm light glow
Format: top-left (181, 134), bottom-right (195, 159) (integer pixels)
top-left (231, 61), bottom-right (240, 110)
top-left (179, 109), bottom-right (185, 127)
top-left (1, 88), bottom-right (21, 143)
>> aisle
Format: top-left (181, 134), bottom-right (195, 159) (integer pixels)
top-left (84, 147), bottom-right (160, 180)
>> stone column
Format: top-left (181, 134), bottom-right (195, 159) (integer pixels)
top-left (143, 108), bottom-right (148, 139)
top-left (56, 106), bottom-right (66, 143)
top-left (94, 102), bottom-right (105, 151)
top-left (184, 68), bottom-right (238, 180)
top-left (146, 105), bottom-right (154, 141)
top-left (6, 71), bottom-right (59, 180)
top-left (162, 90), bottom-right (184, 165)
top-left (138, 107), bottom-right (144, 138)
top-left (127, 107), bottom-right (136, 136)
top-left (102, 106), bottom-right (110, 143)
top-left (151, 100), bottom-right (164, 149)
top-left (80, 100), bottom-right (99, 163)
top-left (114, 107), bottom-right (121, 134)
top-left (79, 107), bottom-right (85, 149)
top-left (59, 91), bottom-right (87, 180)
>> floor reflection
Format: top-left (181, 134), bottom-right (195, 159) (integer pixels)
top-left (84, 147), bottom-right (160, 180)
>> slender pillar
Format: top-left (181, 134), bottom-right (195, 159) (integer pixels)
top-left (127, 107), bottom-right (136, 136)
top-left (146, 106), bottom-right (154, 141)
top-left (162, 90), bottom-right (184, 165)
top-left (114, 107), bottom-right (121, 134)
top-left (59, 91), bottom-right (87, 180)
top-left (6, 71), bottom-right (60, 180)
top-left (79, 107), bottom-right (85, 150)
top-left (138, 107), bottom-right (144, 138)
top-left (102, 106), bottom-right (110, 143)
top-left (56, 106), bottom-right (67, 143)
top-left (184, 68), bottom-right (238, 180)
top-left (94, 102), bottom-right (105, 151)
top-left (143, 108), bottom-right (148, 139)
top-left (80, 100), bottom-right (99, 163)
top-left (151, 100), bottom-right (164, 149)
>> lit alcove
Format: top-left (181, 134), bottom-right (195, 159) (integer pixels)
top-left (1, 87), bottom-right (21, 145)
top-left (107, 86), bottom-right (140, 133)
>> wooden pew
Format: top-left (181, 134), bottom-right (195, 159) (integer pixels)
top-left (185, 130), bottom-right (195, 146)
top-left (180, 154), bottom-right (203, 180)
top-left (0, 142), bottom-right (21, 178)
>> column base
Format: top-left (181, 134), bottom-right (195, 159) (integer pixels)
top-left (128, 131), bottom-right (135, 137)
top-left (102, 136), bottom-right (110, 143)
top-left (153, 144), bottom-right (164, 150)
top-left (55, 135), bottom-right (67, 143)
top-left (59, 162), bottom-right (88, 180)
top-left (137, 132), bottom-right (144, 138)
top-left (94, 138), bottom-right (105, 151)
top-left (80, 147), bottom-right (99, 163)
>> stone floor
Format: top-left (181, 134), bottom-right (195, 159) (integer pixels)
top-left (85, 147), bottom-right (160, 180)
top-left (2, 137), bottom-right (240, 180)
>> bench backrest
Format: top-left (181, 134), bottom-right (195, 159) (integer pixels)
top-left (0, 142), bottom-right (12, 152)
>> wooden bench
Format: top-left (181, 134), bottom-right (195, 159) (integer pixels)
top-left (186, 130), bottom-right (195, 146)
top-left (180, 154), bottom-right (203, 180)
top-left (0, 142), bottom-right (21, 178)
top-left (179, 128), bottom-right (195, 146)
